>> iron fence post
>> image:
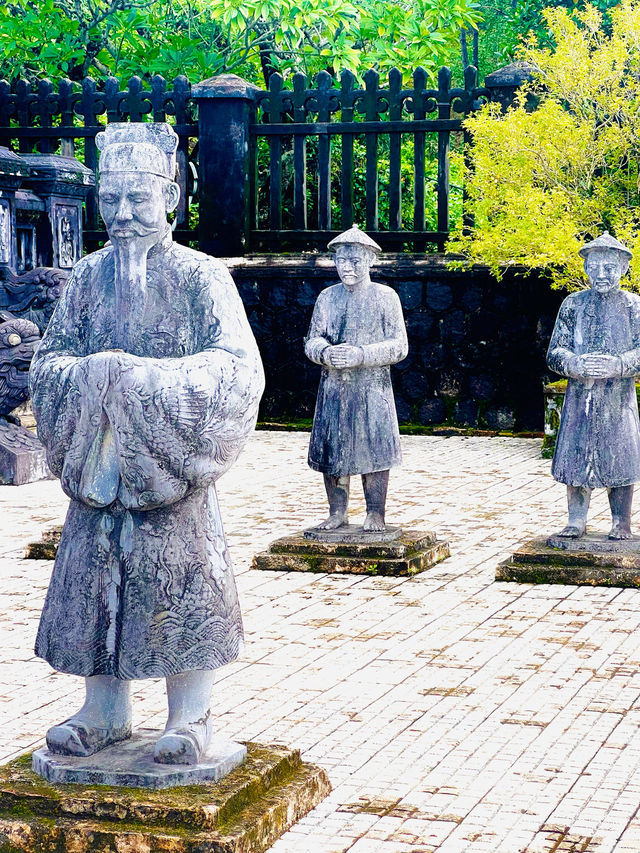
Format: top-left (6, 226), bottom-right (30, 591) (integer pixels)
top-left (191, 74), bottom-right (259, 257)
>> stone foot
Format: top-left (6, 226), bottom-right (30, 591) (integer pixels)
top-left (154, 717), bottom-right (213, 766)
top-left (362, 511), bottom-right (385, 532)
top-left (315, 512), bottom-right (348, 531)
top-left (556, 524), bottom-right (586, 539)
top-left (46, 719), bottom-right (132, 757)
top-left (609, 523), bottom-right (632, 540)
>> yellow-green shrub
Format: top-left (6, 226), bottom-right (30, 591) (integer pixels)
top-left (449, 1), bottom-right (640, 290)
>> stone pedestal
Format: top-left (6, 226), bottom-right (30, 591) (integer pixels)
top-left (0, 419), bottom-right (50, 485)
top-left (496, 535), bottom-right (640, 588)
top-left (33, 729), bottom-right (246, 790)
top-left (0, 738), bottom-right (331, 853)
top-left (25, 524), bottom-right (61, 560)
top-left (253, 528), bottom-right (450, 575)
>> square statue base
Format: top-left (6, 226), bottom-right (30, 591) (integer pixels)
top-left (32, 729), bottom-right (246, 789)
top-left (252, 528), bottom-right (450, 576)
top-left (0, 419), bottom-right (51, 485)
top-left (496, 534), bottom-right (640, 588)
top-left (0, 736), bottom-right (331, 853)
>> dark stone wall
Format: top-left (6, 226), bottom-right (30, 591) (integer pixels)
top-left (226, 254), bottom-right (565, 431)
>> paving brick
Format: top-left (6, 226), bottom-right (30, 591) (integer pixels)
top-left (2, 433), bottom-right (640, 852)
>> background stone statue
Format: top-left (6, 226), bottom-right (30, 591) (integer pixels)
top-left (0, 311), bottom-right (40, 420)
top-left (304, 226), bottom-right (408, 533)
top-left (29, 122), bottom-right (264, 766)
top-left (547, 231), bottom-right (640, 540)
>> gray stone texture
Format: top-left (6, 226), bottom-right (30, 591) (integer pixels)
top-left (303, 523), bottom-right (403, 543)
top-left (0, 419), bottom-right (50, 485)
top-left (548, 288), bottom-right (640, 488)
top-left (32, 729), bottom-right (247, 789)
top-left (0, 742), bottom-right (331, 852)
top-left (546, 532), bottom-right (640, 552)
top-left (305, 272), bottom-right (408, 477)
top-left (0, 267), bottom-right (69, 335)
top-left (0, 313), bottom-right (40, 417)
top-left (0, 313), bottom-right (50, 485)
top-left (497, 536), bottom-right (640, 587)
top-left (227, 254), bottom-right (563, 430)
top-left (29, 123), bottom-right (265, 681)
top-left (252, 530), bottom-right (450, 575)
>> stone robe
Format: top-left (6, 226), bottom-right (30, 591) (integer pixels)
top-left (305, 281), bottom-right (407, 476)
top-left (548, 287), bottom-right (640, 488)
top-left (30, 232), bottom-right (264, 679)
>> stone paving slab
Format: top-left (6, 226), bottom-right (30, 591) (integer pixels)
top-left (2, 433), bottom-right (640, 852)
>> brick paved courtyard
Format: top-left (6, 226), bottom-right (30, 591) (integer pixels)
top-left (2, 432), bottom-right (640, 853)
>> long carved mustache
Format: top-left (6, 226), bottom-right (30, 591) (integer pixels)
top-left (111, 223), bottom-right (158, 236)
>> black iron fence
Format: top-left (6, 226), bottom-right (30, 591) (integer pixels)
top-left (0, 74), bottom-right (197, 253)
top-left (251, 66), bottom-right (488, 252)
top-left (0, 66), bottom-right (513, 256)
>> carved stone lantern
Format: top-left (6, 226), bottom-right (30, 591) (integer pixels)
top-left (20, 154), bottom-right (95, 271)
top-left (0, 147), bottom-right (30, 273)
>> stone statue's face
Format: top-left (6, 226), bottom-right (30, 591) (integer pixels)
top-left (99, 172), bottom-right (177, 243)
top-left (335, 245), bottom-right (374, 291)
top-left (585, 248), bottom-right (627, 293)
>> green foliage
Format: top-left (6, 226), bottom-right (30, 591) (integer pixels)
top-left (0, 0), bottom-right (481, 85)
top-left (460, 0), bottom-right (621, 81)
top-left (448, 1), bottom-right (640, 290)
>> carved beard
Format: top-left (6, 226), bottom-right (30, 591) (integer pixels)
top-left (112, 237), bottom-right (152, 351)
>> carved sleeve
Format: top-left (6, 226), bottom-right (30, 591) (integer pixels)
top-left (359, 288), bottom-right (408, 368)
top-left (304, 291), bottom-right (331, 365)
top-left (547, 296), bottom-right (577, 377)
top-left (619, 296), bottom-right (640, 378)
top-left (29, 259), bottom-right (104, 486)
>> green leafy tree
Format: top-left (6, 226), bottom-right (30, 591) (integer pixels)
top-left (448, 0), bottom-right (640, 290)
top-left (0, 0), bottom-right (481, 85)
top-left (457, 0), bottom-right (621, 81)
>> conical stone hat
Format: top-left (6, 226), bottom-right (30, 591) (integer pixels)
top-left (327, 225), bottom-right (382, 253)
top-left (578, 231), bottom-right (632, 260)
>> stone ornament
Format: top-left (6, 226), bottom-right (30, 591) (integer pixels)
top-left (0, 311), bottom-right (49, 485)
top-left (547, 231), bottom-right (640, 541)
top-left (29, 122), bottom-right (264, 773)
top-left (0, 311), bottom-right (40, 418)
top-left (305, 225), bottom-right (408, 535)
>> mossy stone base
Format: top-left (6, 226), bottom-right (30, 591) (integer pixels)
top-left (0, 743), bottom-right (331, 852)
top-left (252, 529), bottom-right (450, 575)
top-left (496, 537), bottom-right (640, 587)
top-left (25, 526), bottom-right (62, 560)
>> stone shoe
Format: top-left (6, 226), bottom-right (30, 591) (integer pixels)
top-left (153, 717), bottom-right (213, 766)
top-left (46, 719), bottom-right (132, 757)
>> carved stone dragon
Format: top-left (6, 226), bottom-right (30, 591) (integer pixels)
top-left (0, 266), bottom-right (69, 334)
top-left (0, 311), bottom-right (41, 420)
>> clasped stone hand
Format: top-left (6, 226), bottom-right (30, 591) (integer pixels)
top-left (569, 352), bottom-right (622, 380)
top-left (324, 344), bottom-right (364, 369)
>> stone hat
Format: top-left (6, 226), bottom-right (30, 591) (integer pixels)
top-left (578, 231), bottom-right (632, 260)
top-left (327, 225), bottom-right (382, 253)
top-left (96, 122), bottom-right (178, 180)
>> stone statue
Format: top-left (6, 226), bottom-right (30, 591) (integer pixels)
top-left (29, 122), bottom-right (264, 766)
top-left (547, 231), bottom-right (640, 540)
top-left (0, 311), bottom-right (40, 420)
top-left (0, 266), bottom-right (68, 334)
top-left (304, 226), bottom-right (408, 533)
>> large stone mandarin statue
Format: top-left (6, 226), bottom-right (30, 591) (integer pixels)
top-left (548, 232), bottom-right (640, 540)
top-left (29, 123), bottom-right (264, 765)
top-left (305, 226), bottom-right (408, 533)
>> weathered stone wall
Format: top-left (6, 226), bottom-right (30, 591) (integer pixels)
top-left (226, 254), bottom-right (565, 431)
